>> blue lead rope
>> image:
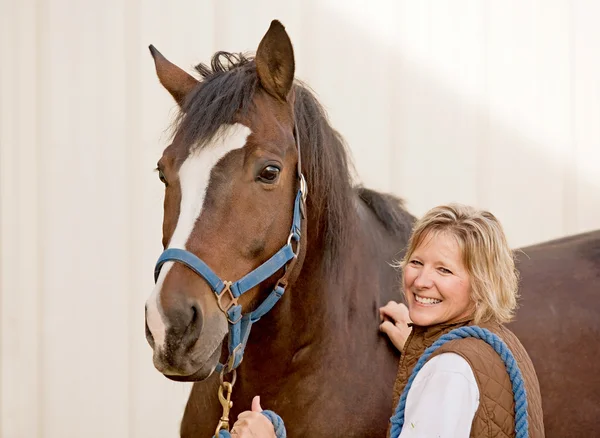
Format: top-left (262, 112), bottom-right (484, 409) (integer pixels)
top-left (216, 410), bottom-right (286, 438)
top-left (389, 326), bottom-right (529, 438)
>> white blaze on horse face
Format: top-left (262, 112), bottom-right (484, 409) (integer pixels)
top-left (146, 124), bottom-right (251, 351)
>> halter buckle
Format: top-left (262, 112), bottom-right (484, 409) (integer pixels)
top-left (299, 174), bottom-right (308, 203)
top-left (227, 344), bottom-right (243, 371)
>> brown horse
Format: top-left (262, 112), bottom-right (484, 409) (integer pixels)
top-left (144, 20), bottom-right (413, 437)
top-left (510, 230), bottom-right (600, 437)
top-left (144, 20), bottom-right (600, 438)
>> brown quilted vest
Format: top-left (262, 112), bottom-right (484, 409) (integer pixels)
top-left (389, 317), bottom-right (544, 437)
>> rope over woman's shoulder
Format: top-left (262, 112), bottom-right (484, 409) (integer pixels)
top-left (389, 326), bottom-right (529, 438)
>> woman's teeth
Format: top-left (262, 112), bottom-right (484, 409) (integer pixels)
top-left (414, 294), bottom-right (442, 305)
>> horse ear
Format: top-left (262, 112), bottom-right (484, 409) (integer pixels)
top-left (255, 20), bottom-right (295, 102)
top-left (149, 45), bottom-right (198, 106)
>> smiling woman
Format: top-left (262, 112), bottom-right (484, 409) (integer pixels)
top-left (402, 231), bottom-right (474, 326)
top-left (380, 204), bottom-right (545, 438)
top-left (399, 204), bottom-right (519, 326)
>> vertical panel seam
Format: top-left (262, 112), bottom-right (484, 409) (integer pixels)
top-left (567, 0), bottom-right (578, 234)
top-left (125, 0), bottom-right (140, 435)
top-left (0, 2), bottom-right (6, 435)
top-left (478, 0), bottom-right (490, 208)
top-left (35, 0), bottom-right (43, 435)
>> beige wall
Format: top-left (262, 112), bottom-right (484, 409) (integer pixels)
top-left (1, 1), bottom-right (598, 437)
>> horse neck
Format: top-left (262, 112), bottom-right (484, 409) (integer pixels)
top-left (241, 195), bottom-right (376, 371)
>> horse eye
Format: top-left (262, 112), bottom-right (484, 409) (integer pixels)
top-left (258, 165), bottom-right (280, 183)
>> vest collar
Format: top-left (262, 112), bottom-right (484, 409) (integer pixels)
top-left (409, 315), bottom-right (474, 343)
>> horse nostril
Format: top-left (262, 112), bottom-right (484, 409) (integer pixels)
top-left (182, 303), bottom-right (203, 350)
top-left (190, 305), bottom-right (198, 324)
top-left (190, 303), bottom-right (203, 331)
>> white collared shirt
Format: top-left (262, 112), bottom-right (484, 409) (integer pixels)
top-left (398, 353), bottom-right (480, 438)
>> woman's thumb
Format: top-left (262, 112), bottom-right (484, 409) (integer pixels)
top-left (251, 395), bottom-right (263, 412)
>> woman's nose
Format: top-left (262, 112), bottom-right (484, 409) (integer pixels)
top-left (414, 268), bottom-right (434, 289)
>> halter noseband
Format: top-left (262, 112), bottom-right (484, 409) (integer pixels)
top-left (153, 125), bottom-right (307, 373)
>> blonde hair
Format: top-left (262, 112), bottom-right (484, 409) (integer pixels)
top-left (397, 204), bottom-right (518, 324)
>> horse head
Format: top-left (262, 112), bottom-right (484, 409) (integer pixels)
top-left (144, 21), bottom-right (305, 381)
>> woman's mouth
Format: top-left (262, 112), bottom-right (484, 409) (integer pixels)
top-left (414, 293), bottom-right (442, 305)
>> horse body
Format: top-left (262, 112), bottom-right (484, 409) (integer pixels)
top-left (181, 189), bottom-right (412, 437)
top-left (510, 230), bottom-right (600, 437)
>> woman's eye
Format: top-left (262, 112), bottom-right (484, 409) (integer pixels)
top-left (438, 267), bottom-right (452, 274)
top-left (409, 260), bottom-right (422, 266)
top-left (258, 165), bottom-right (280, 183)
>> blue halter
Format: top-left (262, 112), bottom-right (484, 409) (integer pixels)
top-left (153, 130), bottom-right (307, 374)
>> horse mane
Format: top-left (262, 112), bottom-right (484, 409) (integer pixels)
top-left (355, 187), bottom-right (414, 239)
top-left (172, 51), bottom-right (410, 269)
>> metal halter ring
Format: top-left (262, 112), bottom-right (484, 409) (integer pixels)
top-left (287, 232), bottom-right (301, 257)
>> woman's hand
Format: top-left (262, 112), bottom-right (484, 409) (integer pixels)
top-left (379, 301), bottom-right (412, 351)
top-left (231, 396), bottom-right (276, 438)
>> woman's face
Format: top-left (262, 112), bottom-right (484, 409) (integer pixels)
top-left (404, 231), bottom-right (474, 327)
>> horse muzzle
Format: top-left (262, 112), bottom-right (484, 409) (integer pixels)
top-left (145, 293), bottom-right (228, 380)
